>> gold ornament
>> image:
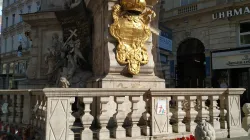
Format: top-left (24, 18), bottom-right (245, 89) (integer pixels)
top-left (110, 0), bottom-right (156, 75)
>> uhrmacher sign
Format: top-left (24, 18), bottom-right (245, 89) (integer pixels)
top-left (212, 6), bottom-right (250, 20)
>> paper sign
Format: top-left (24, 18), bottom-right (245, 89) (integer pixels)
top-left (157, 99), bottom-right (167, 115)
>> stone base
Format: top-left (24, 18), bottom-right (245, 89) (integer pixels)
top-left (153, 132), bottom-right (193, 140)
top-left (114, 126), bottom-right (126, 139)
top-left (87, 74), bottom-right (165, 88)
top-left (98, 129), bottom-right (110, 140)
top-left (173, 124), bottom-right (186, 133)
top-left (127, 126), bottom-right (141, 137)
top-left (81, 130), bottom-right (93, 140)
top-left (215, 129), bottom-right (228, 139)
top-left (228, 128), bottom-right (248, 138)
top-left (186, 123), bottom-right (196, 133)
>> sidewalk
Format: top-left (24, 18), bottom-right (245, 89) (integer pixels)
top-left (218, 136), bottom-right (250, 140)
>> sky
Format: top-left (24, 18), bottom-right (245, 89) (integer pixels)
top-left (0, 0), bottom-right (2, 15)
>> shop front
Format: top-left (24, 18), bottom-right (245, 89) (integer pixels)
top-left (212, 47), bottom-right (250, 107)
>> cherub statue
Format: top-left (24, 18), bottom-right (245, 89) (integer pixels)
top-left (60, 77), bottom-right (70, 88)
top-left (67, 38), bottom-right (87, 79)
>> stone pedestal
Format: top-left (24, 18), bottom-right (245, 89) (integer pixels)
top-left (242, 103), bottom-right (250, 132)
top-left (22, 11), bottom-right (93, 88)
top-left (22, 12), bottom-right (63, 88)
top-left (86, 0), bottom-right (165, 89)
top-left (226, 89), bottom-right (248, 138)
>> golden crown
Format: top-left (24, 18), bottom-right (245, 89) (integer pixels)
top-left (121, 0), bottom-right (146, 13)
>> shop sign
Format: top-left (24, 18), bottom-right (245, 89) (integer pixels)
top-left (212, 6), bottom-right (250, 20)
top-left (159, 25), bottom-right (173, 51)
top-left (226, 55), bottom-right (250, 66)
top-left (158, 35), bottom-right (172, 51)
top-left (212, 50), bottom-right (250, 69)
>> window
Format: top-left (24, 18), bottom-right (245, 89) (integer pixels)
top-left (36, 1), bottom-right (40, 11)
top-left (160, 54), bottom-right (168, 64)
top-left (5, 17), bottom-right (8, 28)
top-left (11, 36), bottom-right (14, 51)
top-left (4, 39), bottom-right (7, 53)
top-left (19, 10), bottom-right (23, 22)
top-left (12, 14), bottom-right (15, 25)
top-left (7, 0), bottom-right (9, 6)
top-left (181, 0), bottom-right (197, 6)
top-left (240, 22), bottom-right (250, 46)
top-left (27, 5), bottom-right (31, 13)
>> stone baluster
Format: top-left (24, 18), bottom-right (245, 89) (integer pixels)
top-left (197, 96), bottom-right (209, 123)
top-left (8, 95), bottom-right (15, 123)
top-left (142, 93), bottom-right (151, 136)
top-left (114, 96), bottom-right (126, 138)
top-left (42, 96), bottom-right (47, 130)
top-left (38, 95), bottom-right (43, 129)
top-left (81, 97), bottom-right (94, 140)
top-left (186, 96), bottom-right (198, 132)
top-left (128, 96), bottom-right (141, 137)
top-left (167, 96), bottom-right (173, 133)
top-left (30, 95), bottom-right (37, 127)
top-left (209, 95), bottom-right (220, 130)
top-left (219, 95), bottom-right (227, 129)
top-left (242, 103), bottom-right (250, 132)
top-left (226, 89), bottom-right (248, 137)
top-left (1, 95), bottom-right (9, 123)
top-left (15, 94), bottom-right (22, 124)
top-left (68, 97), bottom-right (75, 140)
top-left (33, 95), bottom-right (40, 128)
top-left (173, 96), bottom-right (186, 133)
top-left (98, 96), bottom-right (110, 139)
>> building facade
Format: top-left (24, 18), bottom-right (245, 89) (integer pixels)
top-left (160, 0), bottom-right (250, 103)
top-left (0, 0), bottom-right (40, 89)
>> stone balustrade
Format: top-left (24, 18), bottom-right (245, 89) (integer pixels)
top-left (0, 88), bottom-right (247, 139)
top-left (242, 103), bottom-right (250, 134)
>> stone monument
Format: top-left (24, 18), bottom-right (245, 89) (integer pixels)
top-left (21, 0), bottom-right (93, 88)
top-left (21, 2), bottom-right (163, 137)
top-left (86, 0), bottom-right (164, 89)
top-left (21, 0), bottom-right (164, 89)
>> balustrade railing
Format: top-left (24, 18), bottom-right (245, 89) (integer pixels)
top-left (0, 88), bottom-right (247, 140)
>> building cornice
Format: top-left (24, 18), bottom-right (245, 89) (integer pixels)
top-left (0, 49), bottom-right (30, 63)
top-left (21, 12), bottom-right (60, 26)
top-left (2, 22), bottom-right (30, 38)
top-left (3, 0), bottom-right (35, 15)
top-left (160, 1), bottom-right (250, 23)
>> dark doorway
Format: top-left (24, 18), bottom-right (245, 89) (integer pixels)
top-left (176, 38), bottom-right (205, 88)
top-left (231, 68), bottom-right (250, 107)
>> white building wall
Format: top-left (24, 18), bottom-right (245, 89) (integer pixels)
top-left (1, 0), bottom-right (40, 54)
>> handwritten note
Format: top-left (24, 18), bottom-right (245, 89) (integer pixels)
top-left (157, 99), bottom-right (167, 115)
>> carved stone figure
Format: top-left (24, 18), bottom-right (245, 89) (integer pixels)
top-left (44, 33), bottom-right (65, 85)
top-left (67, 38), bottom-right (87, 79)
top-left (45, 31), bottom-right (89, 87)
top-left (194, 121), bottom-right (216, 140)
top-left (60, 77), bottom-right (70, 88)
top-left (110, 0), bottom-right (156, 75)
